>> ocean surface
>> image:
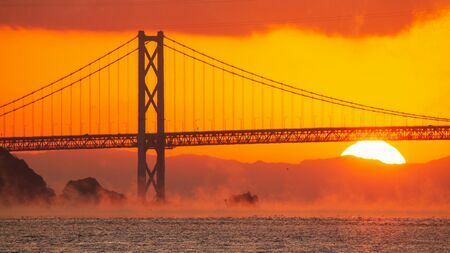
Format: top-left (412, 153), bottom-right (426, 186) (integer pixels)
top-left (0, 217), bottom-right (448, 252)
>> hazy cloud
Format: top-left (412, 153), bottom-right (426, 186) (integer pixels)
top-left (1, 0), bottom-right (450, 36)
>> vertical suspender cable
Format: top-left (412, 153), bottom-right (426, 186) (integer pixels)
top-left (173, 49), bottom-right (176, 132)
top-left (261, 79), bottom-right (264, 128)
top-left (31, 93), bottom-right (35, 136)
top-left (192, 51), bottom-right (196, 130)
top-left (251, 79), bottom-right (255, 129)
top-left (202, 58), bottom-right (206, 131)
top-left (22, 99), bottom-right (25, 136)
top-left (51, 85), bottom-right (54, 135)
top-left (232, 73), bottom-right (235, 130)
top-left (79, 71), bottom-right (82, 135)
top-left (348, 104), bottom-right (352, 126)
top-left (183, 51), bottom-right (186, 131)
top-left (281, 83), bottom-right (284, 128)
top-left (250, 79), bottom-right (256, 129)
top-left (329, 103), bottom-right (333, 127)
top-left (212, 67), bottom-right (215, 130)
top-left (89, 64), bottom-right (92, 134)
top-left (271, 81), bottom-right (274, 128)
top-left (12, 102), bottom-right (15, 137)
top-left (98, 61), bottom-right (101, 134)
top-left (291, 92), bottom-right (294, 128)
top-left (126, 43), bottom-right (130, 133)
top-left (117, 51), bottom-right (120, 133)
top-left (300, 93), bottom-right (304, 127)
top-left (321, 100), bottom-right (324, 127)
top-left (60, 89), bottom-right (63, 135)
top-left (350, 106), bottom-right (356, 126)
top-left (373, 112), bottom-right (376, 126)
top-left (108, 62), bottom-right (111, 133)
top-left (70, 76), bottom-right (73, 134)
top-left (241, 77), bottom-right (244, 129)
top-left (360, 110), bottom-right (364, 127)
top-left (311, 97), bottom-right (314, 127)
top-left (41, 90), bottom-right (44, 136)
top-left (2, 107), bottom-right (5, 136)
top-left (222, 67), bottom-right (225, 130)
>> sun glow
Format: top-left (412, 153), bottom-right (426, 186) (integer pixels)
top-left (341, 141), bottom-right (406, 165)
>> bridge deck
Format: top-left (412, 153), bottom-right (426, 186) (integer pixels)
top-left (1, 126), bottom-right (449, 152)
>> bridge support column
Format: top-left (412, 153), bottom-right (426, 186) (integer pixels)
top-left (137, 31), bottom-right (165, 202)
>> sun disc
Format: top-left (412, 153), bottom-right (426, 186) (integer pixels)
top-left (341, 141), bottom-right (406, 164)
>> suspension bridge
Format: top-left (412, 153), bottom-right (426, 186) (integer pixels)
top-left (0, 31), bottom-right (449, 201)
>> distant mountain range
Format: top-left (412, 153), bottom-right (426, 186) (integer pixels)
top-left (17, 150), bottom-right (450, 209)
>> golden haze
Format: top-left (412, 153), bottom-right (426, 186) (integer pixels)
top-left (0, 12), bottom-right (449, 163)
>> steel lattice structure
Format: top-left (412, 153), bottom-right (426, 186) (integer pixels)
top-left (1, 126), bottom-right (449, 152)
top-left (1, 31), bottom-right (450, 201)
top-left (0, 134), bottom-right (137, 151)
top-left (162, 126), bottom-right (450, 147)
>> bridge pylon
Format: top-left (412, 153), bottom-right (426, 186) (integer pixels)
top-left (137, 31), bottom-right (165, 202)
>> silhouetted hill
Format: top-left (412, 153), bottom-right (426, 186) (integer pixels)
top-left (0, 148), bottom-right (55, 206)
top-left (61, 177), bottom-right (126, 206)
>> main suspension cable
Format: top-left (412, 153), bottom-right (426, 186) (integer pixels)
top-left (0, 36), bottom-right (137, 110)
top-left (163, 41), bottom-right (450, 123)
top-left (164, 35), bottom-right (449, 122)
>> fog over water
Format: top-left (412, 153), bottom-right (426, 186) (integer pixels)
top-left (10, 150), bottom-right (449, 216)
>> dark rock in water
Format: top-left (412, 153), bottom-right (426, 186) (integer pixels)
top-left (0, 148), bottom-right (55, 206)
top-left (225, 192), bottom-right (259, 207)
top-left (61, 177), bottom-right (126, 205)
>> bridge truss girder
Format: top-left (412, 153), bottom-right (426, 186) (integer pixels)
top-left (1, 126), bottom-right (449, 152)
top-left (161, 126), bottom-right (450, 147)
top-left (0, 134), bottom-right (137, 151)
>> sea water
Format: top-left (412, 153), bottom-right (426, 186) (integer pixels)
top-left (0, 217), bottom-right (448, 252)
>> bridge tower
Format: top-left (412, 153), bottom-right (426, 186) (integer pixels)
top-left (137, 31), bottom-right (165, 201)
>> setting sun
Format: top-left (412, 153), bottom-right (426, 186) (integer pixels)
top-left (341, 141), bottom-right (406, 165)
top-left (2, 1), bottom-right (450, 252)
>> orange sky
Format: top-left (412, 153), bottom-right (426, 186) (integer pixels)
top-left (0, 1), bottom-right (450, 163)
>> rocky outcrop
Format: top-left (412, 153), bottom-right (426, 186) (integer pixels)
top-left (225, 192), bottom-right (259, 207)
top-left (61, 177), bottom-right (126, 206)
top-left (0, 148), bottom-right (55, 206)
